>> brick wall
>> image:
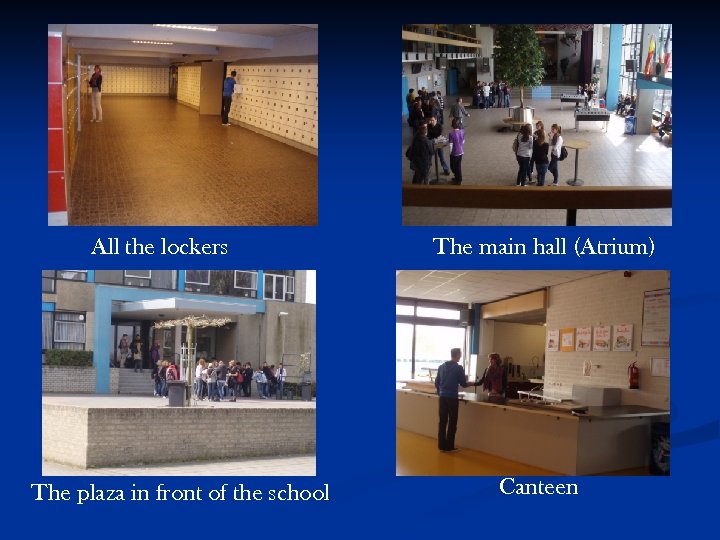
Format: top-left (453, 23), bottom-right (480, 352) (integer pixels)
top-left (42, 366), bottom-right (97, 393)
top-left (545, 270), bottom-right (670, 408)
top-left (43, 404), bottom-right (88, 467)
top-left (43, 404), bottom-right (315, 468)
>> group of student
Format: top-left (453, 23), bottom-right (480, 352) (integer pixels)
top-left (615, 94), bottom-right (637, 116)
top-left (151, 358), bottom-right (287, 401)
top-left (512, 120), bottom-right (564, 187)
top-left (472, 80), bottom-right (511, 109)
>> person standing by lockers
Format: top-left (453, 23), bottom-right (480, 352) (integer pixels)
top-left (88, 65), bottom-right (103, 122)
top-left (222, 70), bottom-right (237, 126)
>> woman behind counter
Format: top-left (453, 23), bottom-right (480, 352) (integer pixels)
top-left (480, 353), bottom-right (505, 396)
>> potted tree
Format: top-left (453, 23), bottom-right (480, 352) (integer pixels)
top-left (493, 25), bottom-right (546, 126)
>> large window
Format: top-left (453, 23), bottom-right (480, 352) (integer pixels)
top-left (396, 298), bottom-right (468, 381)
top-left (95, 270), bottom-right (176, 289)
top-left (185, 270), bottom-right (259, 298)
top-left (264, 271), bottom-right (295, 302)
top-left (42, 311), bottom-right (86, 351)
top-left (42, 270), bottom-right (87, 293)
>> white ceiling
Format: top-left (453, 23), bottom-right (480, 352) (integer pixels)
top-left (396, 270), bottom-right (610, 304)
top-left (50, 23), bottom-right (317, 65)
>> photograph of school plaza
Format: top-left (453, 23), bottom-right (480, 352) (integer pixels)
top-left (402, 24), bottom-right (671, 226)
top-left (42, 270), bottom-right (316, 475)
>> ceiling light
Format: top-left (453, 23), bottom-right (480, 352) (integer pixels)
top-left (153, 24), bottom-right (218, 32)
top-left (132, 40), bottom-right (174, 45)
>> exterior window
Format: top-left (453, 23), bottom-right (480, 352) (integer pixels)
top-left (42, 270), bottom-right (87, 293)
top-left (186, 270), bottom-right (210, 286)
top-left (50, 312), bottom-right (86, 350)
top-left (264, 273), bottom-right (295, 302)
top-left (234, 271), bottom-right (259, 298)
top-left (42, 312), bottom-right (53, 350)
top-left (95, 270), bottom-right (176, 289)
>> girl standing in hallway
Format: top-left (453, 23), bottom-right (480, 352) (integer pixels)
top-left (548, 124), bottom-right (564, 186)
top-left (88, 65), bottom-right (103, 122)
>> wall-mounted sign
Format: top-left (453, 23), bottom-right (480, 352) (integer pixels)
top-left (546, 329), bottom-right (559, 352)
top-left (593, 325), bottom-right (611, 351)
top-left (642, 288), bottom-right (670, 347)
top-left (560, 327), bottom-right (575, 352)
top-left (576, 327), bottom-right (591, 351)
top-left (613, 324), bottom-right (634, 351)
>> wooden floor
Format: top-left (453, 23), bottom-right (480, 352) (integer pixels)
top-left (396, 429), bottom-right (649, 476)
top-left (69, 96), bottom-right (317, 226)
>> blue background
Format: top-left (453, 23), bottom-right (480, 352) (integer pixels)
top-left (4, 10), bottom-right (716, 539)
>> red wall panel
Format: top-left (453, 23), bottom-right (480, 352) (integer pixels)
top-left (48, 172), bottom-right (67, 213)
top-left (47, 84), bottom-right (63, 129)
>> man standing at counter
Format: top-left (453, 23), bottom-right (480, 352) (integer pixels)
top-left (435, 348), bottom-right (475, 452)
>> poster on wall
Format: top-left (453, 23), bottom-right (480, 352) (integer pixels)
top-left (613, 324), bottom-right (634, 351)
top-left (576, 327), bottom-right (591, 351)
top-left (642, 288), bottom-right (670, 347)
top-left (560, 327), bottom-right (575, 352)
top-left (593, 325), bottom-right (611, 351)
top-left (651, 357), bottom-right (670, 377)
top-left (546, 329), bottom-right (559, 351)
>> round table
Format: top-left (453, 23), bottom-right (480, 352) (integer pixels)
top-left (562, 139), bottom-right (591, 186)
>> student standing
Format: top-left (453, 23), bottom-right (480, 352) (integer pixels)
top-left (514, 124), bottom-right (533, 186)
top-left (548, 124), bottom-right (564, 186)
top-left (221, 70), bottom-right (237, 126)
top-left (435, 348), bottom-right (476, 452)
top-left (447, 118), bottom-right (465, 185)
top-left (88, 65), bottom-right (103, 122)
top-left (532, 129), bottom-right (550, 186)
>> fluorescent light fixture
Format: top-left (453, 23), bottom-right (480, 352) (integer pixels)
top-left (154, 24), bottom-right (218, 32)
top-left (278, 312), bottom-right (289, 316)
top-left (132, 40), bottom-right (174, 45)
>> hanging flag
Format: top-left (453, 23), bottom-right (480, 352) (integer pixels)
top-left (644, 34), bottom-right (656, 76)
top-left (663, 26), bottom-right (672, 70)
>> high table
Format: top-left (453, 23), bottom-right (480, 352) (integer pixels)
top-left (563, 139), bottom-right (591, 186)
top-left (429, 141), bottom-right (449, 184)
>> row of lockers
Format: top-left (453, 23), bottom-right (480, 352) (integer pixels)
top-left (227, 64), bottom-right (318, 79)
top-left (232, 100), bottom-right (317, 121)
top-left (84, 66), bottom-right (170, 95)
top-left (234, 77), bottom-right (318, 91)
top-left (177, 66), bottom-right (201, 107)
top-left (233, 113), bottom-right (318, 148)
top-left (234, 93), bottom-right (318, 112)
top-left (235, 87), bottom-right (318, 103)
top-left (229, 103), bottom-right (317, 133)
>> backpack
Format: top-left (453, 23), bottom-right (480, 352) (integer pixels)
top-left (559, 146), bottom-right (569, 161)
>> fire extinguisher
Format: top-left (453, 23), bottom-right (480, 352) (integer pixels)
top-left (628, 362), bottom-right (639, 389)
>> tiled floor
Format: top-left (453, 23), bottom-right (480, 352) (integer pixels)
top-left (69, 96), bottom-right (317, 226)
top-left (402, 98), bottom-right (672, 226)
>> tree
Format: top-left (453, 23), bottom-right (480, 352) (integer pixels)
top-left (154, 315), bottom-right (231, 406)
top-left (493, 25), bottom-right (546, 109)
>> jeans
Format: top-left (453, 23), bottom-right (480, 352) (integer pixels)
top-left (436, 148), bottom-right (449, 173)
top-left (504, 95), bottom-right (510, 108)
top-left (438, 397), bottom-right (460, 451)
top-left (412, 166), bottom-right (431, 185)
top-left (450, 154), bottom-right (463, 184)
top-left (91, 90), bottom-right (102, 121)
top-left (161, 380), bottom-right (167, 397)
top-left (221, 95), bottom-right (232, 124)
top-left (536, 163), bottom-right (548, 186)
top-left (256, 382), bottom-right (267, 397)
top-left (216, 381), bottom-right (226, 400)
top-left (207, 381), bottom-right (217, 401)
top-left (154, 378), bottom-right (162, 396)
top-left (516, 156), bottom-right (530, 185)
top-left (548, 156), bottom-right (559, 184)
top-left (277, 381), bottom-right (284, 398)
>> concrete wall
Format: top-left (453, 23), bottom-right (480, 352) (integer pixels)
top-left (402, 61), bottom-right (446, 97)
top-left (545, 271), bottom-right (670, 408)
top-left (43, 404), bottom-right (315, 468)
top-left (264, 301), bottom-right (316, 381)
top-left (42, 366), bottom-right (97, 393)
top-left (492, 321), bottom-right (546, 370)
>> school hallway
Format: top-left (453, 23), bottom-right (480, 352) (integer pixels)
top-left (69, 96), bottom-right (317, 226)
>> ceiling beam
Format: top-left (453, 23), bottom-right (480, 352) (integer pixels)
top-left (69, 38), bottom-right (219, 56)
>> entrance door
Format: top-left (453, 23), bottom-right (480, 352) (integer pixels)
top-left (110, 322), bottom-right (142, 368)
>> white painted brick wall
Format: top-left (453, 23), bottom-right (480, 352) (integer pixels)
top-left (545, 271), bottom-right (670, 408)
top-left (43, 404), bottom-right (88, 468)
top-left (42, 366), bottom-right (96, 393)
